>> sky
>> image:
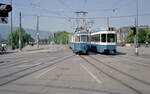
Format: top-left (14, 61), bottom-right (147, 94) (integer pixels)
top-left (0, 0), bottom-right (150, 32)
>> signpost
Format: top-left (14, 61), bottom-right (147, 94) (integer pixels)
top-left (0, 17), bottom-right (8, 24)
top-left (0, 3), bottom-right (12, 24)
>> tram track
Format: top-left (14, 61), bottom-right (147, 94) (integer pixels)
top-left (79, 55), bottom-right (148, 94)
top-left (0, 52), bottom-right (39, 60)
top-left (89, 55), bottom-right (150, 86)
top-left (0, 48), bottom-right (58, 62)
top-left (104, 52), bottom-right (150, 64)
top-left (0, 55), bottom-right (54, 70)
top-left (89, 51), bottom-right (150, 64)
top-left (116, 55), bottom-right (150, 65)
top-left (0, 54), bottom-right (75, 86)
top-left (0, 53), bottom-right (46, 67)
top-left (0, 51), bottom-right (68, 70)
top-left (111, 55), bottom-right (150, 69)
top-left (90, 52), bottom-right (150, 69)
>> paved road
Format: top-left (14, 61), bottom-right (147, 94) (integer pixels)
top-left (0, 45), bottom-right (150, 94)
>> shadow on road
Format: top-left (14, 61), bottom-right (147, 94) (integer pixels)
top-left (114, 52), bottom-right (126, 55)
top-left (0, 51), bottom-right (15, 55)
top-left (88, 51), bottom-right (126, 56)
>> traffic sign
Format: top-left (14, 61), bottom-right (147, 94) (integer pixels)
top-left (0, 17), bottom-right (8, 24)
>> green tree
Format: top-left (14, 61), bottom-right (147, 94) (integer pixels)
top-left (137, 28), bottom-right (147, 43)
top-left (125, 28), bottom-right (150, 43)
top-left (125, 30), bottom-right (134, 43)
top-left (8, 27), bottom-right (33, 48)
top-left (145, 28), bottom-right (150, 43)
top-left (39, 38), bottom-right (49, 44)
top-left (53, 31), bottom-right (70, 44)
top-left (23, 33), bottom-right (34, 44)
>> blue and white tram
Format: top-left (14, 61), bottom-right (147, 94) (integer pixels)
top-left (68, 32), bottom-right (89, 54)
top-left (88, 30), bottom-right (117, 54)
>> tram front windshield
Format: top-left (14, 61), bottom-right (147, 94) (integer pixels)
top-left (81, 35), bottom-right (87, 42)
top-left (107, 34), bottom-right (115, 43)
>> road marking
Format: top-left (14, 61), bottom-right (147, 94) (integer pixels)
top-left (17, 62), bottom-right (42, 67)
top-left (35, 66), bottom-right (57, 79)
top-left (80, 63), bottom-right (102, 84)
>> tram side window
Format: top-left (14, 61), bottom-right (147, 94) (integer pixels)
top-left (75, 36), bottom-right (80, 42)
top-left (101, 34), bottom-right (106, 42)
top-left (87, 35), bottom-right (90, 42)
top-left (91, 35), bottom-right (94, 42)
top-left (107, 34), bottom-right (115, 42)
top-left (95, 34), bottom-right (100, 42)
top-left (91, 34), bottom-right (100, 42)
top-left (81, 35), bottom-right (87, 42)
top-left (91, 36), bottom-right (94, 42)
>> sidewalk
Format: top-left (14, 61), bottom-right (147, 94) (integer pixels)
top-left (117, 46), bottom-right (150, 58)
top-left (5, 44), bottom-right (68, 54)
top-left (3, 45), bottom-right (44, 54)
top-left (22, 45), bottom-right (43, 51)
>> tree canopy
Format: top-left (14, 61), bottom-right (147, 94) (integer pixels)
top-left (125, 28), bottom-right (150, 43)
top-left (8, 27), bottom-right (34, 48)
top-left (39, 38), bottom-right (50, 44)
top-left (52, 31), bottom-right (70, 44)
top-left (125, 30), bottom-right (134, 43)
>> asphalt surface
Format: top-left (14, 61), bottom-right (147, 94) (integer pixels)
top-left (0, 45), bottom-right (150, 94)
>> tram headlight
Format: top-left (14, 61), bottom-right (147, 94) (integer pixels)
top-left (82, 44), bottom-right (86, 49)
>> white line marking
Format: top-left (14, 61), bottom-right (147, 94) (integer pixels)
top-left (17, 63), bottom-right (42, 67)
top-left (80, 63), bottom-right (102, 84)
top-left (35, 66), bottom-right (57, 79)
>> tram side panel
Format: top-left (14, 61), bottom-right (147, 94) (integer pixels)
top-left (68, 32), bottom-right (89, 54)
top-left (96, 44), bottom-right (116, 53)
top-left (89, 31), bottom-right (117, 54)
top-left (73, 42), bottom-right (88, 53)
top-left (68, 34), bottom-right (75, 49)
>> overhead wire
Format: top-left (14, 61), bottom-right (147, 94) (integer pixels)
top-left (14, 0), bottom-right (69, 19)
top-left (69, 13), bottom-right (150, 19)
top-left (57, 0), bottom-right (75, 11)
top-left (22, 13), bottom-right (69, 20)
top-left (13, 0), bottom-right (149, 27)
top-left (111, 0), bottom-right (124, 9)
top-left (12, 2), bottom-right (68, 18)
top-left (30, 3), bottom-right (62, 16)
top-left (21, 12), bottom-right (150, 20)
top-left (12, 1), bottom-right (71, 21)
top-left (82, 0), bottom-right (87, 10)
top-left (85, 0), bottom-right (134, 13)
top-left (111, 0), bottom-right (135, 12)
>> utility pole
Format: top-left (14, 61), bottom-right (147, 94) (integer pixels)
top-left (10, 0), bottom-right (13, 49)
top-left (134, 18), bottom-right (137, 47)
top-left (36, 15), bottom-right (39, 48)
top-left (19, 12), bottom-right (22, 51)
top-left (75, 12), bottom-right (80, 28)
top-left (136, 0), bottom-right (139, 56)
top-left (75, 11), bottom-right (88, 31)
top-left (107, 17), bottom-right (109, 29)
top-left (82, 11), bottom-right (87, 27)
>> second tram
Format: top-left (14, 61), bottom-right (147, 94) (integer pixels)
top-left (88, 29), bottom-right (117, 54)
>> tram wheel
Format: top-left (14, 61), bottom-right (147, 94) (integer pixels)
top-left (86, 51), bottom-right (89, 55)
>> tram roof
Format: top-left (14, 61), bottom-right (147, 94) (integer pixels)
top-left (91, 30), bottom-right (116, 35)
top-left (70, 31), bottom-right (89, 35)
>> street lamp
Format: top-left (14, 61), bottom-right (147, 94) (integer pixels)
top-left (136, 0), bottom-right (139, 56)
top-left (10, 0), bottom-right (13, 49)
